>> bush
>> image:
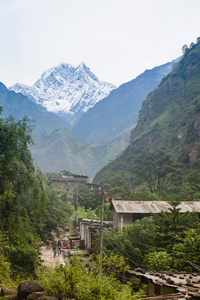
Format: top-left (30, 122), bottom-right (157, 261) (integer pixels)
top-left (0, 254), bottom-right (15, 287)
top-left (144, 251), bottom-right (172, 271)
top-left (38, 255), bottom-right (146, 299)
top-left (5, 244), bottom-right (37, 277)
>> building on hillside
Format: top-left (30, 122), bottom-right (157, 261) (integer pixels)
top-left (87, 183), bottom-right (102, 192)
top-left (79, 218), bottom-right (113, 252)
top-left (110, 200), bottom-right (200, 230)
top-left (49, 172), bottom-right (89, 198)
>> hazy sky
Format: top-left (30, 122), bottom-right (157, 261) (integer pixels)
top-left (1, 0), bottom-right (200, 88)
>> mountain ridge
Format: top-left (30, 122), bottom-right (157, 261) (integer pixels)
top-left (9, 62), bottom-right (116, 126)
top-left (0, 82), bottom-right (128, 177)
top-left (72, 59), bottom-right (177, 142)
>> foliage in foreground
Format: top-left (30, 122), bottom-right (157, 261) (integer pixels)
top-left (0, 235), bottom-right (16, 288)
top-left (38, 255), bottom-right (146, 300)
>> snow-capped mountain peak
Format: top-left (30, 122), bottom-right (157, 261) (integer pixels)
top-left (10, 62), bottom-right (116, 125)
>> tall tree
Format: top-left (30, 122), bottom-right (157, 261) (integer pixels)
top-left (133, 148), bottom-right (183, 195)
top-left (152, 200), bottom-right (199, 249)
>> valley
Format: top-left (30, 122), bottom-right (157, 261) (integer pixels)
top-left (0, 59), bottom-right (175, 177)
top-left (2, 1), bottom-right (200, 299)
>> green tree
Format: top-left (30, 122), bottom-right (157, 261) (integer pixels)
top-left (183, 170), bottom-right (200, 200)
top-left (103, 218), bottom-right (154, 267)
top-left (133, 148), bottom-right (183, 196)
top-left (0, 112), bottom-right (48, 276)
top-left (38, 255), bottom-right (146, 299)
top-left (172, 229), bottom-right (200, 271)
top-left (152, 200), bottom-right (199, 249)
top-left (78, 184), bottom-right (101, 210)
top-left (144, 251), bottom-right (172, 271)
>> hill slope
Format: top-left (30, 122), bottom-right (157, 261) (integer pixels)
top-left (0, 83), bottom-right (128, 177)
top-left (93, 41), bottom-right (200, 184)
top-left (0, 82), bottom-right (68, 141)
top-left (72, 61), bottom-right (176, 142)
top-left (31, 128), bottom-right (130, 176)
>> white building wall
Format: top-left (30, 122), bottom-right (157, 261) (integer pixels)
top-left (113, 210), bottom-right (118, 228)
top-left (123, 214), bottom-right (133, 226)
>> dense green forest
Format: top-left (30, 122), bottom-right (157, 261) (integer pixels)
top-left (0, 111), bottom-right (73, 278)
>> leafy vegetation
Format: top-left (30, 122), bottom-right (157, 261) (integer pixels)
top-left (103, 200), bottom-right (200, 272)
top-left (38, 255), bottom-right (146, 299)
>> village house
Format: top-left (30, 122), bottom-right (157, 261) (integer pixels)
top-left (127, 269), bottom-right (200, 299)
top-left (48, 172), bottom-right (89, 198)
top-left (110, 200), bottom-right (200, 230)
top-left (79, 218), bottom-right (113, 252)
top-left (87, 183), bottom-right (102, 192)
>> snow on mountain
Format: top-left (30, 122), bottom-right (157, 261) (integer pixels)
top-left (9, 62), bottom-right (116, 124)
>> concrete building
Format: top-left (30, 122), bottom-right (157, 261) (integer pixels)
top-left (79, 218), bottom-right (113, 252)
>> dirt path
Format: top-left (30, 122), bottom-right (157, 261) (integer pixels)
top-left (39, 246), bottom-right (65, 268)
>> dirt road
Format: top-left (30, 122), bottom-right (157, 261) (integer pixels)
top-left (39, 246), bottom-right (65, 268)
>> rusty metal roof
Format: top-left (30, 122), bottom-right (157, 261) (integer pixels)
top-left (128, 269), bottom-right (200, 298)
top-left (111, 200), bottom-right (200, 214)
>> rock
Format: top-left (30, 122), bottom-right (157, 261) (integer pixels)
top-left (166, 278), bottom-right (174, 284)
top-left (27, 292), bottom-right (58, 300)
top-left (149, 272), bottom-right (154, 275)
top-left (188, 287), bottom-right (199, 293)
top-left (135, 268), bottom-right (145, 274)
top-left (178, 282), bottom-right (182, 286)
top-left (192, 293), bottom-right (200, 299)
top-left (1, 288), bottom-right (17, 296)
top-left (4, 296), bottom-right (19, 300)
top-left (18, 281), bottom-right (44, 300)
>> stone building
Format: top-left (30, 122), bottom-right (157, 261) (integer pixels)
top-left (49, 172), bottom-right (89, 198)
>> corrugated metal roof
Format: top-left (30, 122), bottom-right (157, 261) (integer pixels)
top-left (111, 200), bottom-right (200, 214)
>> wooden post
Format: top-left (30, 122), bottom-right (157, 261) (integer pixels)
top-left (100, 178), bottom-right (104, 257)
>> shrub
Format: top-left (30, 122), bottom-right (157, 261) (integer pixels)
top-left (144, 251), bottom-right (172, 271)
top-left (38, 255), bottom-right (146, 299)
top-left (5, 244), bottom-right (37, 277)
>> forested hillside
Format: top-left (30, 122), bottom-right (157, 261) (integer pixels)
top-left (94, 39), bottom-right (200, 198)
